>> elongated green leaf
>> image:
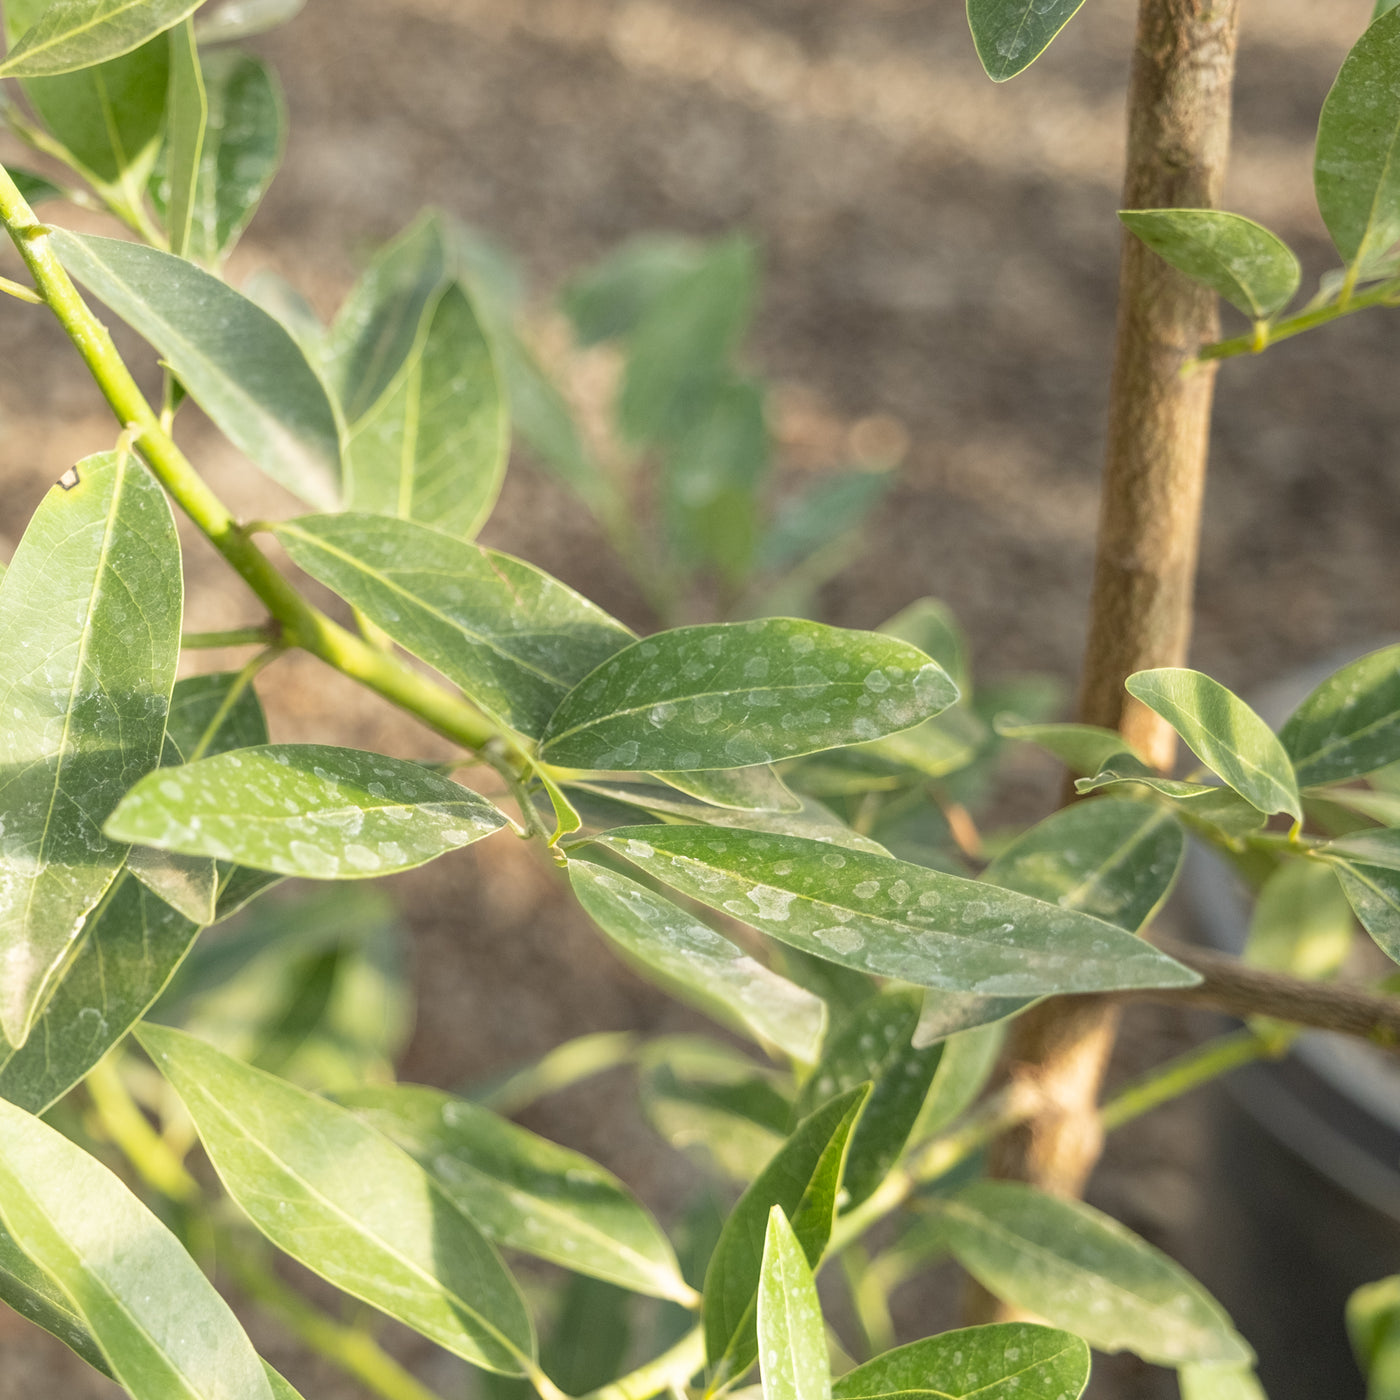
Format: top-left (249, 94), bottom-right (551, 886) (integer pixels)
top-left (336, 1081), bottom-right (691, 1302)
top-left (994, 717), bottom-right (1140, 777)
top-left (0, 0), bottom-right (205, 76)
top-left (0, 1222), bottom-right (113, 1376)
top-left (942, 1183), bottom-right (1250, 1366)
top-left (276, 514), bottom-right (634, 738)
top-left (1320, 827), bottom-right (1400, 871)
top-left (911, 1022), bottom-right (1004, 1134)
top-left (536, 1274), bottom-right (632, 1398)
top-left (9, 168), bottom-right (63, 203)
top-left (793, 989), bottom-right (941, 1207)
top-left (1119, 211), bottom-right (1300, 319)
top-left (0, 1094), bottom-right (275, 1397)
top-left (1245, 860), bottom-right (1353, 977)
top-left (832, 1323), bottom-right (1091, 1400)
top-left (0, 451), bottom-right (181, 1047)
top-left (541, 620), bottom-right (957, 771)
top-left (967, 0), bottom-right (1087, 81)
top-left (652, 765), bottom-right (801, 813)
top-left (162, 18), bottom-right (206, 256)
top-left (570, 861), bottom-right (826, 1063)
top-left (106, 743), bottom-right (506, 877)
top-left (704, 1085), bottom-right (868, 1386)
top-left (195, 0), bottom-right (303, 42)
top-left (1316, 7), bottom-right (1400, 266)
top-left (1075, 758), bottom-right (1268, 838)
top-left (326, 211), bottom-right (449, 423)
top-left (137, 1023), bottom-right (536, 1373)
top-left (1125, 669), bottom-right (1301, 819)
top-left (758, 1208), bottom-right (829, 1400)
top-left (244, 267), bottom-right (322, 357)
top-left (1280, 644), bottom-right (1400, 787)
top-left (1348, 1276), bottom-right (1400, 1397)
top-left (1179, 1364), bottom-right (1269, 1400)
top-left (53, 230), bottom-right (342, 508)
top-left (759, 471), bottom-right (893, 579)
top-left (1331, 860), bottom-right (1400, 963)
top-left (597, 827), bottom-right (1196, 997)
top-left (346, 282), bottom-right (507, 540)
top-left (561, 233), bottom-right (704, 346)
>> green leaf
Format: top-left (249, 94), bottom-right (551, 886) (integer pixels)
top-left (105, 743), bottom-right (507, 877)
top-left (0, 0), bottom-right (206, 77)
top-left (346, 282), bottom-right (507, 540)
top-left (162, 18), bottom-right (206, 256)
top-left (1349, 1276), bottom-right (1400, 1397)
top-left (276, 514), bottom-right (634, 738)
top-left (758, 472), bottom-right (893, 579)
top-left (0, 1093), bottom-right (275, 1397)
top-left (0, 451), bottom-right (182, 1047)
top-left (831, 1323), bottom-right (1091, 1400)
top-left (1179, 1364), bottom-right (1269, 1400)
top-left (1280, 644), bottom-right (1400, 787)
top-left (1320, 827), bottom-right (1400, 871)
top-left (540, 620), bottom-right (958, 771)
top-left (336, 1081), bottom-right (692, 1302)
top-left (941, 1182), bottom-right (1251, 1366)
top-left (1379, 0), bottom-right (1400, 20)
top-left (194, 0), bottom-right (303, 42)
top-left (994, 717), bottom-right (1140, 777)
top-left (596, 826), bottom-right (1197, 997)
top-left (703, 1085), bottom-right (867, 1386)
top-left (879, 598), bottom-right (971, 697)
top-left (244, 267), bottom-right (322, 357)
top-left (1245, 860), bottom-right (1353, 978)
top-left (53, 231), bottom-right (342, 508)
top-left (570, 861), bottom-right (826, 1064)
top-left (1330, 859), bottom-right (1400, 963)
top-left (1316, 7), bottom-right (1400, 267)
top-left (618, 234), bottom-right (755, 445)
top-left (758, 1208), bottom-right (830, 1400)
top-left (136, 1023), bottom-right (536, 1374)
top-left (8, 167), bottom-right (64, 203)
top-left (911, 1022), bottom-right (1004, 1135)
top-left (537, 1275), bottom-right (632, 1398)
top-left (1125, 669), bottom-right (1301, 819)
top-left (967, 0), bottom-right (1087, 81)
top-left (1074, 757), bottom-right (1268, 838)
top-left (793, 989), bottom-right (941, 1207)
top-left (0, 1222), bottom-right (114, 1376)
top-left (561, 233), bottom-right (705, 346)
top-left (1118, 211), bottom-right (1300, 319)
top-left (325, 211), bottom-right (449, 424)
top-left (651, 765), bottom-right (802, 813)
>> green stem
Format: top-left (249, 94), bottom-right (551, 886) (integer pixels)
top-left (0, 272), bottom-right (41, 303)
top-left (0, 163), bottom-right (520, 765)
top-left (189, 647), bottom-right (283, 761)
top-left (582, 1325), bottom-right (704, 1400)
top-left (181, 624), bottom-right (281, 649)
top-left (85, 1055), bottom-right (201, 1204)
top-left (1195, 276), bottom-right (1400, 364)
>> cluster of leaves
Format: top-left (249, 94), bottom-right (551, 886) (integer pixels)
top-left (0, 3), bottom-right (1399, 1400)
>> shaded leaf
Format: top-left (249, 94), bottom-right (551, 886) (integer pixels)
top-left (1331, 860), bottom-right (1400, 964)
top-left (540, 620), bottom-right (957, 771)
top-left (0, 0), bottom-right (205, 77)
top-left (337, 1081), bottom-right (691, 1302)
top-left (570, 861), bottom-right (826, 1064)
top-left (703, 1085), bottom-right (868, 1386)
top-left (994, 717), bottom-right (1140, 777)
top-left (0, 1222), bottom-right (113, 1376)
top-left (277, 514), bottom-right (634, 738)
top-left (1125, 669), bottom-right (1301, 819)
top-left (9, 168), bottom-right (64, 204)
top-left (758, 1208), bottom-right (830, 1400)
top-left (651, 765), bottom-right (801, 813)
top-left (1280, 644), bottom-right (1400, 787)
top-left (0, 451), bottom-right (181, 1047)
top-left (0, 1094), bottom-right (275, 1397)
top-left (832, 1323), bottom-right (1091, 1400)
top-left (538, 1274), bottom-right (632, 1397)
top-left (562, 233), bottom-right (704, 346)
top-left (911, 1021), bottom-right (1004, 1135)
top-left (596, 826), bottom-right (1197, 997)
top-left (1119, 211), bottom-right (1299, 319)
top-left (1320, 827), bottom-right (1400, 871)
top-left (54, 231), bottom-right (342, 508)
top-left (137, 1023), bottom-right (536, 1373)
top-left (1076, 758), bottom-right (1269, 837)
top-left (161, 17), bottom-right (206, 256)
top-left (1244, 860), bottom-right (1353, 978)
top-left (105, 743), bottom-right (506, 878)
top-left (941, 1182), bottom-right (1250, 1366)
top-left (967, 0), bottom-right (1087, 81)
top-left (758, 471), bottom-right (893, 580)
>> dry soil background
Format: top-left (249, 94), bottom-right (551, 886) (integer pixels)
top-left (1, 0), bottom-right (1398, 1396)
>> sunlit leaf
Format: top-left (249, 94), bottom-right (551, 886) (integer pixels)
top-left (650, 765), bottom-right (801, 813)
top-left (161, 18), bottom-right (205, 257)
top-left (54, 231), bottom-right (342, 508)
top-left (0, 452), bottom-right (181, 1047)
top-left (137, 1023), bottom-right (536, 1373)
top-left (194, 0), bottom-right (303, 43)
top-left (1245, 860), bottom-right (1353, 978)
top-left (1280, 644), bottom-right (1400, 787)
top-left (0, 0), bottom-right (206, 77)
top-left (1348, 1275), bottom-right (1400, 1398)
top-left (106, 744), bottom-right (506, 878)
top-left (967, 0), bottom-right (1087, 81)
top-left (758, 1208), bottom-right (830, 1400)
top-left (1179, 1363), bottom-right (1270, 1400)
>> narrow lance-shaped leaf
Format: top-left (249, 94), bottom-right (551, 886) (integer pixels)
top-left (1332, 859), bottom-right (1400, 965)
top-left (276, 514), bottom-right (635, 739)
top-left (1075, 756), bottom-right (1268, 838)
top-left (1280, 643), bottom-right (1400, 787)
top-left (0, 1094), bottom-right (275, 1398)
top-left (651, 764), bottom-right (801, 813)
top-left (1126, 669), bottom-right (1301, 819)
top-left (0, 452), bottom-right (182, 1048)
top-left (993, 717), bottom-right (1141, 777)
top-left (0, 0), bottom-right (207, 77)
top-left (106, 744), bottom-right (507, 879)
top-left (346, 281), bottom-right (508, 541)
top-left (596, 826), bottom-right (1197, 998)
top-left (540, 620), bottom-right (958, 771)
top-left (336, 1082), bottom-right (693, 1302)
top-left (162, 17), bottom-right (207, 257)
top-left (0, 1222), bottom-right (114, 1377)
top-left (137, 1024), bottom-right (536, 1374)
top-left (570, 861), bottom-right (826, 1063)
top-left (758, 1208), bottom-right (830, 1400)
top-left (831, 1323), bottom-right (1091, 1400)
top-left (1316, 7), bottom-right (1400, 268)
top-left (1178, 1364), bottom-right (1269, 1400)
top-left (52, 230), bottom-right (342, 509)
top-left (941, 1182), bottom-right (1251, 1367)
top-left (1119, 211), bottom-right (1300, 319)
top-left (704, 1085), bottom-right (868, 1387)
top-left (967, 0), bottom-right (1088, 82)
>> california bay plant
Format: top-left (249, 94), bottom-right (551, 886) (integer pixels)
top-left (1, 1), bottom-right (1400, 1398)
